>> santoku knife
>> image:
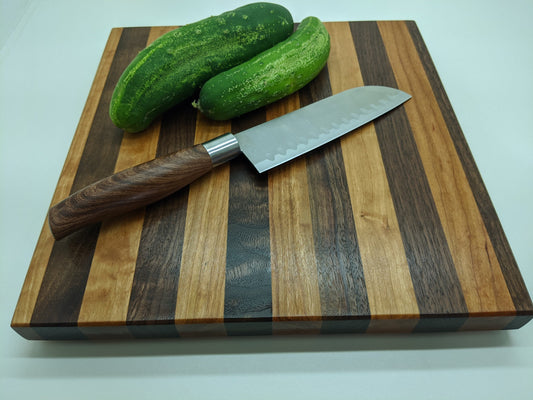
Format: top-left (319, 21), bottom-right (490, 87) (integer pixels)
top-left (48, 85), bottom-right (411, 240)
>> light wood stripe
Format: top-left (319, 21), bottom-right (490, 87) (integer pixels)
top-left (10, 28), bottom-right (124, 337)
top-left (268, 93), bottom-right (322, 333)
top-left (378, 21), bottom-right (515, 317)
top-left (174, 113), bottom-right (230, 336)
top-left (325, 22), bottom-right (419, 331)
top-left (77, 27), bottom-right (172, 332)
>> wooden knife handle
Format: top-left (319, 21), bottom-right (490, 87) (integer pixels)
top-left (48, 145), bottom-right (213, 240)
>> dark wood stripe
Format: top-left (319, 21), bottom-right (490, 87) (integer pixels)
top-left (299, 67), bottom-right (370, 333)
top-left (70, 31), bottom-right (150, 193)
top-left (405, 21), bottom-right (533, 324)
top-left (349, 21), bottom-right (468, 329)
top-left (30, 27), bottom-right (151, 338)
top-left (224, 108), bottom-right (272, 336)
top-left (504, 316), bottom-right (533, 330)
top-left (126, 102), bottom-right (197, 338)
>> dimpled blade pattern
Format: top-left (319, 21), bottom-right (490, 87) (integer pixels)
top-left (236, 86), bottom-right (411, 173)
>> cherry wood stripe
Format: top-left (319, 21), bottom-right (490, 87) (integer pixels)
top-left (324, 22), bottom-right (420, 333)
top-left (404, 22), bottom-right (533, 329)
top-left (29, 27), bottom-right (151, 339)
top-left (350, 21), bottom-right (469, 330)
top-left (224, 109), bottom-right (273, 336)
top-left (299, 67), bottom-right (371, 333)
top-left (77, 27), bottom-right (172, 338)
top-left (11, 28), bottom-right (125, 339)
top-left (268, 93), bottom-right (322, 334)
top-left (172, 114), bottom-right (231, 337)
top-left (126, 102), bottom-right (197, 338)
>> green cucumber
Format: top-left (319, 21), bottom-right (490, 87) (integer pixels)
top-left (109, 2), bottom-right (293, 133)
top-left (195, 16), bottom-right (330, 120)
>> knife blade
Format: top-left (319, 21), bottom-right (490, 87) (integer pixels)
top-left (48, 85), bottom-right (411, 240)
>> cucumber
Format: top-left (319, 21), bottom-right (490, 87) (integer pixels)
top-left (194, 16), bottom-right (330, 121)
top-left (109, 2), bottom-right (294, 133)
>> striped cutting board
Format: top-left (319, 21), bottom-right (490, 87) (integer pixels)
top-left (12, 21), bottom-right (533, 339)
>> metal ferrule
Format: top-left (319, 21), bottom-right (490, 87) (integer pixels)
top-left (202, 133), bottom-right (241, 167)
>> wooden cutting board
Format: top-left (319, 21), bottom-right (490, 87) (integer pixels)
top-left (11, 21), bottom-right (533, 339)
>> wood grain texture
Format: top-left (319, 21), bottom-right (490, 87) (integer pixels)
top-left (10, 28), bottom-right (125, 340)
top-left (268, 93), bottom-right (322, 334)
top-left (299, 68), bottom-right (371, 333)
top-left (11, 21), bottom-right (533, 339)
top-left (225, 108), bottom-right (272, 336)
top-left (29, 27), bottom-right (151, 339)
top-left (378, 21), bottom-right (515, 318)
top-left (48, 143), bottom-right (214, 239)
top-left (325, 22), bottom-right (419, 333)
top-left (174, 114), bottom-right (230, 336)
top-left (404, 21), bottom-right (533, 329)
top-left (350, 21), bottom-right (469, 331)
top-left (76, 27), bottom-right (174, 338)
top-left (126, 102), bottom-right (198, 338)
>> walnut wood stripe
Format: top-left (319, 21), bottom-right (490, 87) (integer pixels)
top-left (11, 28), bottom-right (125, 340)
top-left (224, 109), bottom-right (272, 336)
top-left (173, 114), bottom-right (231, 337)
top-left (350, 21), bottom-right (469, 330)
top-left (299, 66), bottom-right (371, 333)
top-left (126, 102), bottom-right (197, 338)
top-left (377, 22), bottom-right (516, 330)
top-left (404, 21), bottom-right (533, 329)
top-left (71, 31), bottom-right (151, 194)
top-left (325, 22), bottom-right (419, 333)
top-left (29, 27), bottom-right (151, 339)
top-left (268, 93), bottom-right (322, 334)
top-left (77, 27), bottom-right (172, 338)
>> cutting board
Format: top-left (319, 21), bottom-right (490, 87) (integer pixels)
top-left (12, 21), bottom-right (533, 339)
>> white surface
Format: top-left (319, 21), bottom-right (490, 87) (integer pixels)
top-left (1, 0), bottom-right (532, 399)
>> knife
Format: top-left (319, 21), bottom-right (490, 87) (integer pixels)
top-left (48, 85), bottom-right (411, 240)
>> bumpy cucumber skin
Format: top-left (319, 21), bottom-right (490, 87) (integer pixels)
top-left (196, 16), bottom-right (330, 121)
top-left (109, 3), bottom-right (293, 133)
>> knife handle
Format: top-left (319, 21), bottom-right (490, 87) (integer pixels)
top-left (48, 145), bottom-right (215, 240)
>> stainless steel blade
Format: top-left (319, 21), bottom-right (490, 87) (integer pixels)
top-left (235, 86), bottom-right (411, 173)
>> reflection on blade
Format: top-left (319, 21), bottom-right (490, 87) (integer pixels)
top-left (235, 86), bottom-right (411, 173)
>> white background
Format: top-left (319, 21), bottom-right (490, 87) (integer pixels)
top-left (1, 1), bottom-right (532, 399)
